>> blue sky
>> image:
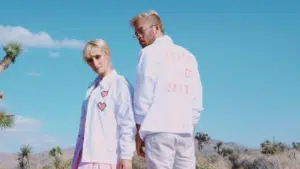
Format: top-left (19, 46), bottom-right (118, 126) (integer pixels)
top-left (0, 0), bottom-right (299, 153)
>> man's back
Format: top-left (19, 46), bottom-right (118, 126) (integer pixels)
top-left (135, 35), bottom-right (203, 139)
top-left (131, 10), bottom-right (202, 169)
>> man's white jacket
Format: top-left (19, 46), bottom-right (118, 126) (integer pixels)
top-left (133, 35), bottom-right (204, 140)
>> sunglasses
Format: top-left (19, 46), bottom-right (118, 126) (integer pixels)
top-left (86, 54), bottom-right (102, 63)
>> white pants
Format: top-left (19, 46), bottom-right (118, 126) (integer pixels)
top-left (144, 133), bottom-right (196, 169)
top-left (78, 163), bottom-right (117, 169)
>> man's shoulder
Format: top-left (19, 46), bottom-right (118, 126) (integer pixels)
top-left (138, 45), bottom-right (156, 57)
top-left (137, 46), bottom-right (158, 63)
top-left (138, 37), bottom-right (197, 62)
top-left (175, 44), bottom-right (198, 63)
top-left (172, 43), bottom-right (195, 57)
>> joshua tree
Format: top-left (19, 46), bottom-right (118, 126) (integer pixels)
top-left (214, 141), bottom-right (223, 154)
top-left (49, 146), bottom-right (63, 169)
top-left (260, 140), bottom-right (281, 155)
top-left (0, 93), bottom-right (14, 129)
top-left (0, 112), bottom-right (14, 129)
top-left (0, 42), bottom-right (23, 73)
top-left (220, 147), bottom-right (234, 157)
top-left (0, 43), bottom-right (22, 126)
top-left (195, 132), bottom-right (211, 151)
top-left (292, 142), bottom-right (300, 151)
top-left (17, 144), bottom-right (33, 169)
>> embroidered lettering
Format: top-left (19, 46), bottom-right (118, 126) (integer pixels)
top-left (185, 85), bottom-right (189, 94)
top-left (185, 69), bottom-right (192, 78)
top-left (167, 82), bottom-right (190, 94)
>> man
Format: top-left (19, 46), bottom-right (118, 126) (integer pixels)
top-left (130, 10), bottom-right (203, 168)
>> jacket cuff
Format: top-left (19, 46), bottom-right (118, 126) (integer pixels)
top-left (120, 153), bottom-right (134, 160)
top-left (134, 114), bottom-right (145, 125)
top-left (192, 111), bottom-right (201, 125)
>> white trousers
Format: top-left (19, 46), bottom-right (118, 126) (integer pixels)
top-left (78, 163), bottom-right (117, 169)
top-left (144, 133), bottom-right (196, 169)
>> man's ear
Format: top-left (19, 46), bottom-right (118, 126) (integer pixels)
top-left (154, 24), bottom-right (160, 32)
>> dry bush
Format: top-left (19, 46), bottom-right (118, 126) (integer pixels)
top-left (229, 152), bottom-right (281, 169)
top-left (196, 152), bottom-right (217, 169)
top-left (225, 150), bottom-right (300, 169)
top-left (132, 153), bottom-right (147, 169)
top-left (26, 149), bottom-right (300, 169)
top-left (276, 150), bottom-right (300, 169)
top-left (132, 152), bottom-right (222, 169)
top-left (206, 153), bottom-right (232, 169)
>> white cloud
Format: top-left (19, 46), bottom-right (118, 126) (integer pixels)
top-left (0, 25), bottom-right (85, 49)
top-left (2, 115), bottom-right (42, 132)
top-left (26, 72), bottom-right (41, 76)
top-left (0, 115), bottom-right (60, 153)
top-left (49, 51), bottom-right (60, 58)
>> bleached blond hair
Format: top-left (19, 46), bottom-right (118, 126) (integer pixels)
top-left (130, 10), bottom-right (164, 33)
top-left (83, 39), bottom-right (111, 61)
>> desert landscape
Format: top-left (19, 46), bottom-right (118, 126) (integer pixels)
top-left (0, 133), bottom-right (300, 169)
top-left (1, 1), bottom-right (299, 168)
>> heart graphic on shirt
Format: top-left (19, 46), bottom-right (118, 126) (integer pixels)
top-left (101, 90), bottom-right (108, 97)
top-left (97, 102), bottom-right (106, 111)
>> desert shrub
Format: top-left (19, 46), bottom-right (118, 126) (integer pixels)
top-left (214, 141), bottom-right (223, 154)
top-left (195, 132), bottom-right (211, 151)
top-left (228, 153), bottom-right (242, 169)
top-left (132, 153), bottom-right (147, 169)
top-left (226, 150), bottom-right (300, 169)
top-left (206, 153), bottom-right (232, 169)
top-left (251, 157), bottom-right (281, 169)
top-left (220, 147), bottom-right (234, 157)
top-left (261, 140), bottom-right (282, 155)
top-left (278, 142), bottom-right (290, 152)
top-left (227, 151), bottom-right (280, 169)
top-left (196, 152), bottom-right (216, 169)
top-left (42, 165), bottom-right (52, 169)
top-left (292, 142), bottom-right (300, 151)
top-left (132, 152), bottom-right (219, 169)
top-left (61, 158), bottom-right (72, 169)
top-left (277, 150), bottom-right (300, 169)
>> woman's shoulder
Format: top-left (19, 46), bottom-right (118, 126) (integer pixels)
top-left (115, 74), bottom-right (132, 89)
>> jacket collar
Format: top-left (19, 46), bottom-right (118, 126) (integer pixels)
top-left (95, 69), bottom-right (118, 89)
top-left (153, 35), bottom-right (173, 45)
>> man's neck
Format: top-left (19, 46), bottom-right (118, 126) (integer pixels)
top-left (155, 32), bottom-right (164, 39)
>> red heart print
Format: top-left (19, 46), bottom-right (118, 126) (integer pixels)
top-left (98, 102), bottom-right (106, 111)
top-left (101, 91), bottom-right (108, 97)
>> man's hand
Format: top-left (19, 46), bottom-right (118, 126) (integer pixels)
top-left (135, 124), bottom-right (145, 157)
top-left (118, 159), bottom-right (132, 169)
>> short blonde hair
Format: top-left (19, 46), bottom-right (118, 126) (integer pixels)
top-left (83, 39), bottom-right (111, 61)
top-left (130, 10), bottom-right (164, 33)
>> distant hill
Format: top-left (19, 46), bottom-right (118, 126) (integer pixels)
top-left (0, 147), bottom-right (74, 169)
top-left (0, 139), bottom-right (251, 169)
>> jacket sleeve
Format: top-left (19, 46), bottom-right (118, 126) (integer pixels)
top-left (116, 79), bottom-right (137, 160)
top-left (191, 59), bottom-right (204, 125)
top-left (133, 50), bottom-right (158, 125)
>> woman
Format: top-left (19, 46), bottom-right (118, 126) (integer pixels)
top-left (72, 39), bottom-right (136, 169)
